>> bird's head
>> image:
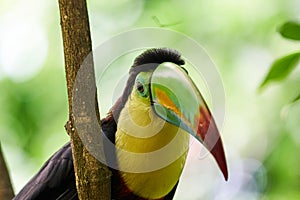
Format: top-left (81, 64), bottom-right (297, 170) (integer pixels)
top-left (113, 48), bottom-right (228, 180)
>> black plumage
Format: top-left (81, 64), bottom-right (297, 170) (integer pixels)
top-left (13, 143), bottom-right (77, 200)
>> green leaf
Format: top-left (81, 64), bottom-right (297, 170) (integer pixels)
top-left (260, 52), bottom-right (300, 89)
top-left (278, 21), bottom-right (300, 41)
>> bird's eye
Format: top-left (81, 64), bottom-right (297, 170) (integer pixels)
top-left (136, 81), bottom-right (148, 97)
top-left (136, 82), bottom-right (144, 93)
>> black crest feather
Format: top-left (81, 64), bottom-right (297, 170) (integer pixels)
top-left (132, 48), bottom-right (185, 68)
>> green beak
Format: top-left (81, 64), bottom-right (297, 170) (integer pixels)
top-left (150, 62), bottom-right (228, 180)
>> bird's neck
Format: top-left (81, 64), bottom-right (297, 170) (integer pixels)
top-left (115, 97), bottom-right (190, 199)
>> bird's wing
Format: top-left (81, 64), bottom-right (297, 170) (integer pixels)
top-left (13, 114), bottom-right (117, 200)
top-left (13, 142), bottom-right (78, 200)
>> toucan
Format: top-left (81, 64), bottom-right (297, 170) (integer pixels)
top-left (14, 48), bottom-right (228, 200)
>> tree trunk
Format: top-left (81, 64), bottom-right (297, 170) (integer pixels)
top-left (0, 142), bottom-right (14, 200)
top-left (58, 1), bottom-right (111, 199)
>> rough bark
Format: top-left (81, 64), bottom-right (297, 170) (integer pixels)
top-left (0, 142), bottom-right (14, 200)
top-left (58, 1), bottom-right (111, 199)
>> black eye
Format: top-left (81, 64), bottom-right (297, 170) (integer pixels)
top-left (136, 82), bottom-right (145, 93)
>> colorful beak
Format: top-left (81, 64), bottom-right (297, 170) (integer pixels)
top-left (150, 62), bottom-right (228, 180)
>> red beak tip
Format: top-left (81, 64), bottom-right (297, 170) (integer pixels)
top-left (219, 162), bottom-right (228, 181)
top-left (224, 172), bottom-right (228, 181)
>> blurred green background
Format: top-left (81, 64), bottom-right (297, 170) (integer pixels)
top-left (1, 0), bottom-right (300, 199)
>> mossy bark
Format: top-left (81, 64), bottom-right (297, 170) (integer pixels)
top-left (58, 1), bottom-right (111, 199)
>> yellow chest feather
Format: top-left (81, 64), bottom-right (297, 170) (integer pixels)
top-left (116, 97), bottom-right (190, 199)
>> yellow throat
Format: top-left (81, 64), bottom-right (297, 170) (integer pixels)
top-left (115, 89), bottom-right (190, 199)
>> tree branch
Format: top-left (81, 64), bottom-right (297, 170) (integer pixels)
top-left (58, 1), bottom-right (111, 199)
top-left (0, 142), bottom-right (14, 200)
